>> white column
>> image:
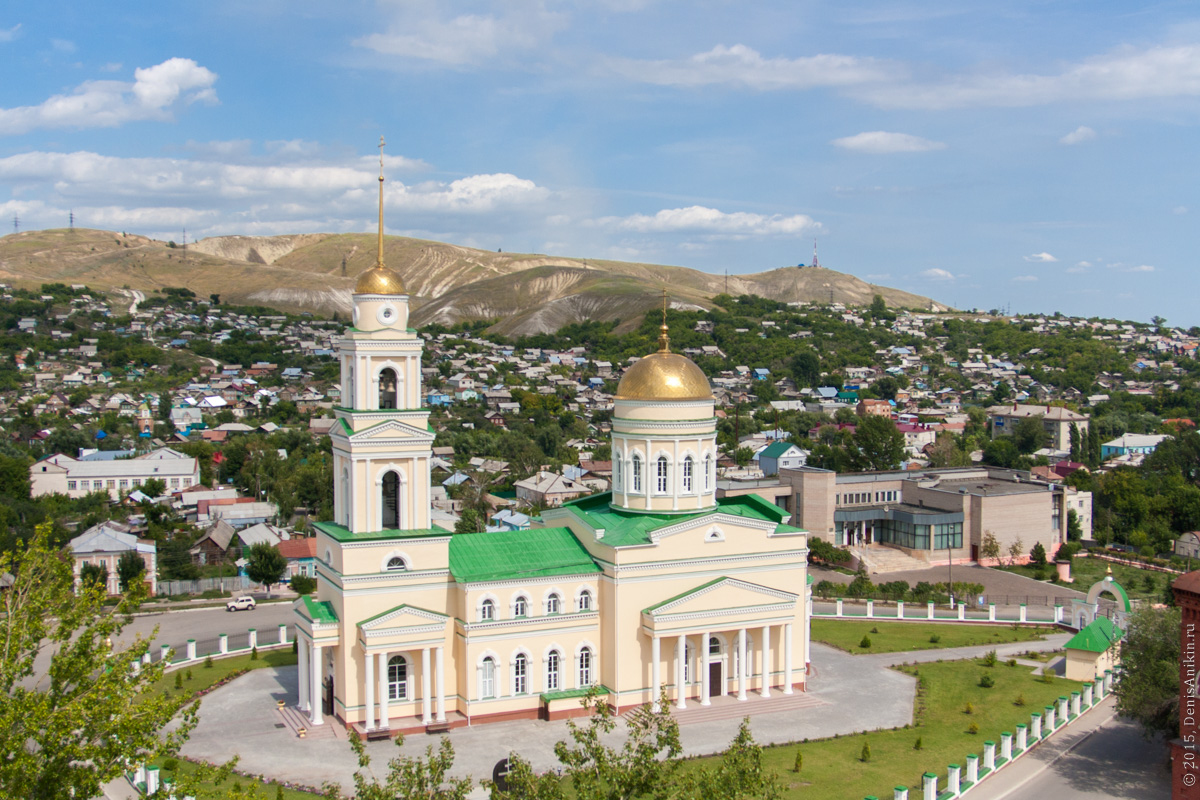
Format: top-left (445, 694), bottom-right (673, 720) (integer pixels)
top-left (364, 648), bottom-right (375, 731)
top-left (298, 637), bottom-right (310, 711)
top-left (377, 651), bottom-right (389, 729)
top-left (435, 646), bottom-right (446, 722)
top-left (651, 635), bottom-right (661, 711)
top-left (700, 630), bottom-right (711, 706)
top-left (676, 635), bottom-right (687, 709)
top-left (783, 623), bottom-right (794, 695)
top-left (421, 647), bottom-right (433, 724)
top-left (310, 644), bottom-right (323, 725)
top-left (804, 593), bottom-right (812, 669)
top-left (760, 625), bottom-right (771, 698)
top-left (737, 628), bottom-right (747, 701)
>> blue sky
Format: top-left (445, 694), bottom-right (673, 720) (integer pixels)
top-left (2, 1), bottom-right (1198, 324)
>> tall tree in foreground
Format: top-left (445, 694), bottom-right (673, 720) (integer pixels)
top-left (323, 734), bottom-right (473, 800)
top-left (1115, 605), bottom-right (1181, 739)
top-left (245, 541), bottom-right (287, 597)
top-left (0, 524), bottom-right (197, 800)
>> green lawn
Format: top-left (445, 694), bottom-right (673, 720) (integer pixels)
top-left (997, 556), bottom-right (1171, 601)
top-left (146, 648), bottom-right (297, 701)
top-left (811, 619), bottom-right (1057, 654)
top-left (151, 756), bottom-right (324, 799)
top-left (750, 658), bottom-right (1085, 799)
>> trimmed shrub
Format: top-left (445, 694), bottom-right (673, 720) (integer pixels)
top-left (793, 749), bottom-right (802, 773)
top-left (860, 742), bottom-right (871, 763)
top-left (929, 634), bottom-right (941, 644)
top-left (979, 673), bottom-right (995, 689)
top-left (204, 655), bottom-right (214, 669)
top-left (1015, 693), bottom-right (1026, 706)
top-left (968, 723), bottom-right (980, 735)
top-left (913, 736), bottom-right (923, 751)
top-left (251, 647), bottom-right (259, 661)
top-left (964, 702), bottom-right (973, 715)
top-left (859, 635), bottom-right (872, 649)
top-left (174, 672), bottom-right (183, 690)
top-left (982, 650), bottom-right (998, 667)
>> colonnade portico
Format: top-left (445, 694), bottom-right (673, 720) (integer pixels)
top-left (360, 644), bottom-right (446, 730)
top-left (648, 622), bottom-right (797, 708)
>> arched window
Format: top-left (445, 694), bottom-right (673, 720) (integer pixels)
top-left (513, 654), bottom-right (528, 695)
top-left (385, 556), bottom-right (407, 572)
top-left (577, 590), bottom-right (592, 612)
top-left (546, 593), bottom-right (561, 615)
top-left (704, 454), bottom-right (712, 491)
top-left (378, 367), bottom-right (398, 410)
top-left (381, 470), bottom-right (400, 529)
top-left (387, 655), bottom-right (408, 700)
top-left (513, 596), bottom-right (528, 617)
top-left (682, 456), bottom-right (694, 493)
top-left (709, 636), bottom-right (721, 656)
top-left (613, 458), bottom-right (622, 491)
top-left (481, 599), bottom-right (496, 621)
top-left (546, 650), bottom-right (561, 691)
top-left (656, 457), bottom-right (668, 493)
top-left (578, 647), bottom-right (593, 686)
top-left (632, 454), bottom-right (642, 493)
top-left (481, 657), bottom-right (496, 699)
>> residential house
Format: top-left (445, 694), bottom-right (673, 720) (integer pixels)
top-left (70, 521), bottom-right (157, 596)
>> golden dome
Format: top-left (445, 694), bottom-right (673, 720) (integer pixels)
top-left (354, 264), bottom-right (406, 295)
top-left (615, 351), bottom-right (713, 401)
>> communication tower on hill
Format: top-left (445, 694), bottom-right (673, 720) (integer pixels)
top-left (811, 239), bottom-right (820, 269)
top-left (12, 214), bottom-right (18, 233)
top-left (69, 210), bottom-right (75, 231)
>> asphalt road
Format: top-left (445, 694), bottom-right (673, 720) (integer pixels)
top-left (115, 601), bottom-right (298, 658)
top-left (968, 699), bottom-right (1172, 799)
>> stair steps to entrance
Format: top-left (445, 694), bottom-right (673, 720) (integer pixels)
top-left (856, 545), bottom-right (929, 575)
top-left (636, 691), bottom-right (826, 726)
top-left (278, 704), bottom-right (335, 739)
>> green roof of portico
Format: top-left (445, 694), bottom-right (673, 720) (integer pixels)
top-left (557, 491), bottom-right (796, 548)
top-left (448, 526), bottom-right (601, 583)
top-left (1064, 616), bottom-right (1124, 654)
top-left (300, 595), bottom-right (338, 624)
top-left (313, 521), bottom-right (453, 543)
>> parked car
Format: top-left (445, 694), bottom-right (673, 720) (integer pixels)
top-left (226, 595), bottom-right (256, 612)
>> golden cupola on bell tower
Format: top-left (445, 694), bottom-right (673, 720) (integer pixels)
top-left (610, 291), bottom-right (718, 514)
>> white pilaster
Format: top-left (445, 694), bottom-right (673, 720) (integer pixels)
top-left (421, 647), bottom-right (432, 724)
top-left (364, 648), bottom-right (375, 731)
top-left (378, 650), bottom-right (389, 729)
top-left (435, 646), bottom-right (446, 722)
top-left (783, 623), bottom-right (794, 695)
top-left (310, 643), bottom-right (323, 725)
top-left (700, 630), bottom-right (711, 705)
top-left (651, 635), bottom-right (661, 711)
top-left (760, 624), bottom-right (771, 698)
top-left (298, 636), bottom-right (310, 711)
top-left (676, 635), bottom-right (687, 709)
top-left (737, 628), bottom-right (747, 701)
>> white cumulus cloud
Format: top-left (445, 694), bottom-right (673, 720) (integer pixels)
top-left (858, 44), bottom-right (1200, 109)
top-left (0, 58), bottom-right (218, 135)
top-left (355, 6), bottom-right (566, 66)
top-left (920, 268), bottom-right (957, 281)
top-left (832, 131), bottom-right (946, 154)
top-left (1024, 252), bottom-right (1058, 263)
top-left (597, 205), bottom-right (821, 236)
top-left (1060, 126), bottom-right (1096, 145)
top-left (608, 44), bottom-right (895, 90)
top-left (1012, 275), bottom-right (1038, 282)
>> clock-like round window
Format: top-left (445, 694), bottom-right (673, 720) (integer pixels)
top-left (377, 303), bottom-right (398, 326)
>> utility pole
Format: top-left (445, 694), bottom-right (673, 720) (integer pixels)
top-left (69, 210), bottom-right (75, 231)
top-left (181, 228), bottom-right (188, 261)
top-left (12, 214), bottom-right (18, 233)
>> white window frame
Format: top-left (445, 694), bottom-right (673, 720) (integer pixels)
top-left (387, 655), bottom-right (408, 700)
top-left (546, 650), bottom-right (561, 691)
top-left (682, 456), bottom-right (694, 493)
top-left (546, 593), bottom-right (561, 615)
top-left (578, 647), bottom-right (593, 687)
top-left (632, 454), bottom-right (642, 493)
top-left (481, 657), bottom-right (496, 699)
top-left (577, 589), bottom-right (592, 612)
top-left (512, 653), bottom-right (528, 695)
top-left (480, 599), bottom-right (496, 621)
top-left (655, 456), bottom-right (668, 493)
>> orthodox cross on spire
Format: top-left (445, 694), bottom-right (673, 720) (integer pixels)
top-left (376, 136), bottom-right (386, 268)
top-left (658, 288), bottom-right (670, 352)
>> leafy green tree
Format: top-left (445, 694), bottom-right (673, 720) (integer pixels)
top-left (868, 294), bottom-right (888, 320)
top-left (1067, 509), bottom-right (1083, 542)
top-left (0, 524), bottom-right (197, 799)
top-left (140, 477), bottom-right (167, 497)
top-left (244, 541), bottom-right (287, 596)
top-left (323, 733), bottom-right (473, 800)
top-left (789, 349), bottom-right (821, 388)
top-left (79, 561), bottom-right (108, 590)
top-left (1029, 542), bottom-right (1047, 566)
top-left (673, 719), bottom-right (782, 799)
top-left (981, 531), bottom-right (1001, 562)
top-left (848, 415), bottom-right (905, 471)
top-left (1013, 415), bottom-right (1047, 454)
top-left (1115, 606), bottom-right (1181, 739)
top-left (116, 550), bottom-right (146, 592)
top-left (290, 574), bottom-right (317, 595)
top-left (455, 509), bottom-right (483, 534)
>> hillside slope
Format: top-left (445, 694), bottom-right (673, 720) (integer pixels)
top-left (0, 228), bottom-right (947, 334)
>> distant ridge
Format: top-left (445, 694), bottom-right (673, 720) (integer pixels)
top-left (0, 228), bottom-right (948, 335)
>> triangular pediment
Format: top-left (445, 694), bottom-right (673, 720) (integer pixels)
top-left (647, 512), bottom-right (775, 543)
top-left (360, 603), bottom-right (447, 632)
top-left (645, 577), bottom-right (796, 618)
top-left (341, 418), bottom-right (435, 443)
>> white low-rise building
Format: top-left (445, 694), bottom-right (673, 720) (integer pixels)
top-left (30, 447), bottom-right (200, 499)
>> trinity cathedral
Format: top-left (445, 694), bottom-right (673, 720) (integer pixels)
top-left (293, 158), bottom-right (812, 734)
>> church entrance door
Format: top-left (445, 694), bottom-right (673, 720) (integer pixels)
top-left (708, 662), bottom-right (722, 697)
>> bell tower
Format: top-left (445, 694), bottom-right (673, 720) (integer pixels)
top-left (330, 137), bottom-right (433, 532)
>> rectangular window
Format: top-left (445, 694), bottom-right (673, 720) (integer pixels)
top-left (513, 656), bottom-right (527, 695)
top-left (656, 458), bottom-right (668, 493)
top-left (106, 480), bottom-right (115, 489)
top-left (119, 479), bottom-right (129, 489)
top-left (171, 478), bottom-right (180, 488)
top-left (67, 481), bottom-right (77, 490)
top-left (481, 660), bottom-right (496, 699)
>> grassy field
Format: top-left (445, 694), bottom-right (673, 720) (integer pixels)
top-left (750, 658), bottom-right (1085, 799)
top-left (146, 648), bottom-right (297, 702)
top-left (998, 556), bottom-right (1172, 601)
top-left (150, 756), bottom-right (324, 800)
top-left (811, 619), bottom-right (1058, 654)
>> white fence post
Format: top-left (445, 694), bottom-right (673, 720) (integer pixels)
top-left (947, 764), bottom-right (960, 795)
top-left (836, 599), bottom-right (844, 617)
top-left (983, 741), bottom-right (996, 772)
top-left (248, 628), bottom-right (258, 650)
top-left (867, 600), bottom-right (874, 618)
top-left (1019, 604), bottom-right (1027, 623)
top-left (922, 773), bottom-right (937, 800)
top-left (958, 604), bottom-right (966, 621)
top-left (146, 766), bottom-right (160, 795)
top-left (1000, 732), bottom-right (1012, 762)
top-left (1015, 723), bottom-right (1027, 752)
top-left (897, 601), bottom-right (905, 619)
top-left (1031, 712), bottom-right (1042, 740)
top-left (186, 639), bottom-right (196, 661)
top-left (218, 633), bottom-right (228, 655)
top-left (160, 644), bottom-right (170, 663)
top-left (926, 601), bottom-right (935, 620)
top-left (279, 623), bottom-right (288, 644)
top-left (965, 754), bottom-right (979, 785)
top-left (988, 604), bottom-right (996, 622)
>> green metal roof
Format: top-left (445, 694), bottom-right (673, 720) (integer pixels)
top-left (644, 577), bottom-right (726, 613)
top-left (759, 440), bottom-right (797, 459)
top-left (448, 526), bottom-right (601, 583)
top-left (313, 520), bottom-right (452, 543)
top-left (360, 603), bottom-right (447, 627)
top-left (541, 685), bottom-right (610, 703)
top-left (558, 492), bottom-right (795, 548)
top-left (1064, 616), bottom-right (1124, 654)
top-left (301, 595), bottom-right (338, 624)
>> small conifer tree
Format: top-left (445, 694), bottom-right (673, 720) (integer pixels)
top-left (860, 635), bottom-right (872, 649)
top-left (793, 749), bottom-right (803, 773)
top-left (860, 742), bottom-right (871, 762)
